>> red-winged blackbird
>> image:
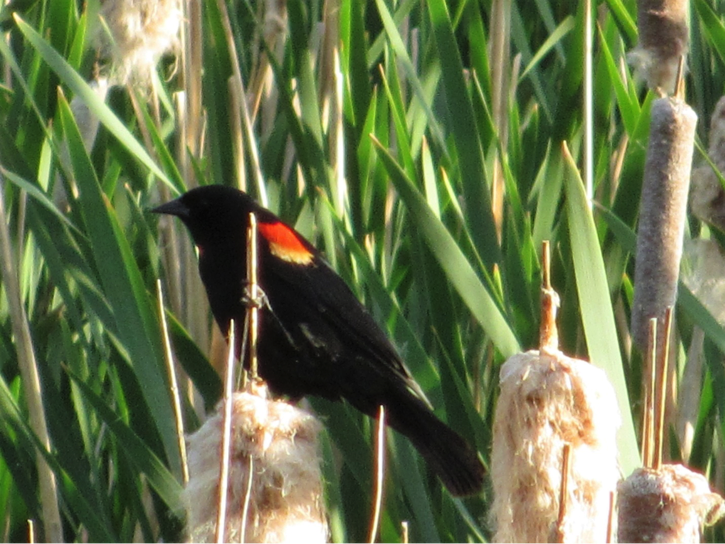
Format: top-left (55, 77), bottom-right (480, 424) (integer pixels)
top-left (153, 185), bottom-right (485, 496)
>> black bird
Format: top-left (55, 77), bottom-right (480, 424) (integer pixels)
top-left (153, 185), bottom-right (485, 496)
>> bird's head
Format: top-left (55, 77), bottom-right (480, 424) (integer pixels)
top-left (152, 185), bottom-right (259, 248)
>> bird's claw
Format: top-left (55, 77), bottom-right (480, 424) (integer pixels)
top-left (242, 284), bottom-right (269, 310)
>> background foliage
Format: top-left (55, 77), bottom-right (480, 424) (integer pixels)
top-left (1, 0), bottom-right (725, 541)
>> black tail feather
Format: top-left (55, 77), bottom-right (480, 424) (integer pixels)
top-left (386, 393), bottom-right (485, 496)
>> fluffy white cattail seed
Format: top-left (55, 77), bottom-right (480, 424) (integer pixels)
top-left (184, 391), bottom-right (328, 543)
top-left (98, 0), bottom-right (182, 85)
top-left (491, 350), bottom-right (620, 542)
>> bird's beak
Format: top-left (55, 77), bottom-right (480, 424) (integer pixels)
top-left (151, 198), bottom-right (189, 218)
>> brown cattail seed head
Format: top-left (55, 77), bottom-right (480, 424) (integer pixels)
top-left (618, 464), bottom-right (725, 543)
top-left (628, 0), bottom-right (689, 95)
top-left (632, 97), bottom-right (697, 351)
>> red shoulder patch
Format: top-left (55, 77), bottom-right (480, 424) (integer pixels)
top-left (258, 221), bottom-right (315, 265)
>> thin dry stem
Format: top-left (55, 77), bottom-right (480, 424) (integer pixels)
top-left (554, 443), bottom-right (572, 543)
top-left (215, 0), bottom-right (265, 199)
top-left (239, 455), bottom-right (254, 543)
top-left (330, 47), bottom-right (347, 221)
top-left (610, 132), bottom-right (629, 199)
top-left (368, 406), bottom-right (386, 544)
top-left (177, 0), bottom-right (208, 383)
top-left (126, 86), bottom-right (156, 156)
top-left (172, 81), bottom-right (210, 368)
top-left (643, 317), bottom-right (657, 469)
top-left (215, 321), bottom-right (237, 543)
top-left (157, 281), bottom-right (190, 485)
top-left (401, 521), bottom-right (409, 544)
top-left (0, 174), bottom-right (63, 543)
top-left (675, 55), bottom-right (686, 100)
top-left (214, 0), bottom-right (246, 188)
top-left (606, 491), bottom-right (615, 543)
top-left (540, 240), bottom-right (560, 353)
top-left (542, 240), bottom-right (551, 290)
top-left (246, 213), bottom-right (260, 381)
top-left (654, 307), bottom-right (674, 471)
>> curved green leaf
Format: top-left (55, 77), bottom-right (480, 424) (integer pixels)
top-left (563, 144), bottom-right (639, 474)
top-left (373, 136), bottom-right (520, 359)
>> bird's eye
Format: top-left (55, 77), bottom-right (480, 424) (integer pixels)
top-left (197, 198), bottom-right (211, 215)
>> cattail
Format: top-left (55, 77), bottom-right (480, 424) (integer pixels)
top-left (617, 464), bottom-right (725, 542)
top-left (628, 0), bottom-right (688, 95)
top-left (490, 350), bottom-right (620, 542)
top-left (631, 97), bottom-right (697, 351)
top-left (690, 96), bottom-right (725, 230)
top-left (184, 390), bottom-right (328, 543)
top-left (97, 0), bottom-right (182, 85)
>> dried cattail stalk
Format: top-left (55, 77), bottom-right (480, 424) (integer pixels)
top-left (690, 96), bottom-right (725, 230)
top-left (490, 350), bottom-right (620, 542)
top-left (97, 0), bottom-right (182, 85)
top-left (539, 240), bottom-right (559, 354)
top-left (184, 390), bottom-right (328, 543)
top-left (628, 0), bottom-right (688, 95)
top-left (617, 464), bottom-right (725, 543)
top-left (631, 97), bottom-right (697, 351)
top-left (0, 177), bottom-right (63, 543)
